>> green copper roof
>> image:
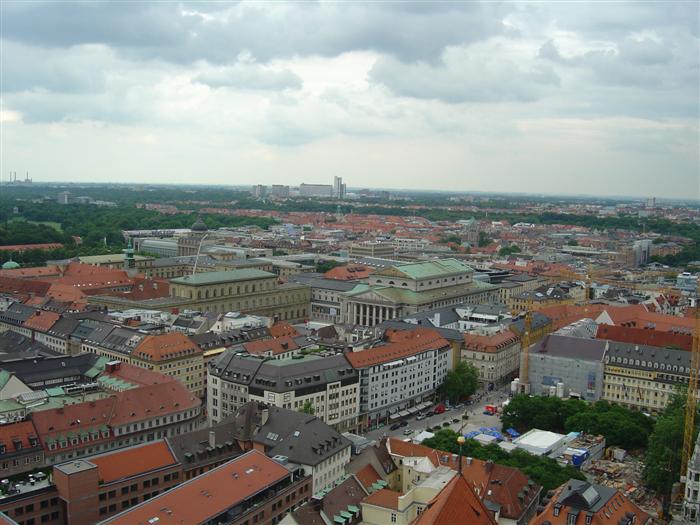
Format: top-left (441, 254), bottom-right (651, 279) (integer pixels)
top-left (170, 269), bottom-right (276, 286)
top-left (0, 370), bottom-right (11, 390)
top-left (377, 258), bottom-right (473, 280)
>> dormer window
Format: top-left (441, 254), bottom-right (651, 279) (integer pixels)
top-left (553, 505), bottom-right (561, 517)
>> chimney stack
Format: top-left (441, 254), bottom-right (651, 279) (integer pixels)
top-left (209, 431), bottom-right (216, 448)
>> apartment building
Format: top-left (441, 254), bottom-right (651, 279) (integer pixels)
top-left (462, 329), bottom-right (521, 387)
top-left (207, 353), bottom-right (359, 432)
top-left (83, 331), bottom-right (205, 397)
top-left (345, 328), bottom-right (452, 430)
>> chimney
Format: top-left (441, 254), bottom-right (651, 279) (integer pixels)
top-left (209, 431), bottom-right (216, 448)
top-left (485, 460), bottom-right (494, 472)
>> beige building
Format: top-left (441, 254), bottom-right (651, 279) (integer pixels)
top-left (462, 329), bottom-right (521, 386)
top-left (341, 259), bottom-right (499, 326)
top-left (83, 331), bottom-right (205, 397)
top-left (143, 257), bottom-right (272, 280)
top-left (602, 342), bottom-right (694, 413)
top-left (89, 269), bottom-right (310, 323)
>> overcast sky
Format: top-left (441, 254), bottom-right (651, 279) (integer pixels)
top-left (1, 1), bottom-right (698, 198)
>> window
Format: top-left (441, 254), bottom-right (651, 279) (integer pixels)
top-left (391, 513), bottom-right (397, 523)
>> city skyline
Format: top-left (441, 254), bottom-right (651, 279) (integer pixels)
top-left (1, 1), bottom-right (698, 199)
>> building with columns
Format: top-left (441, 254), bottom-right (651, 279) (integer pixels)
top-left (340, 259), bottom-right (499, 326)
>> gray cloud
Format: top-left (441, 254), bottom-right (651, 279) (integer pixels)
top-left (369, 53), bottom-right (559, 104)
top-left (0, 1), bottom-right (510, 64)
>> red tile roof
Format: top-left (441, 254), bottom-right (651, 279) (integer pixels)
top-left (0, 243), bottom-right (63, 252)
top-left (22, 310), bottom-right (60, 332)
top-left (387, 438), bottom-right (541, 521)
top-left (133, 332), bottom-right (201, 362)
top-left (413, 473), bottom-right (498, 525)
top-left (346, 328), bottom-right (449, 369)
top-left (31, 381), bottom-right (200, 450)
top-left (363, 488), bottom-right (401, 510)
top-left (463, 329), bottom-right (520, 352)
top-left (90, 440), bottom-right (178, 483)
top-left (324, 264), bottom-right (374, 281)
top-left (268, 321), bottom-right (299, 338)
top-left (355, 463), bottom-right (382, 490)
top-left (531, 482), bottom-right (650, 525)
top-left (243, 335), bottom-right (299, 356)
top-left (596, 324), bottom-right (692, 351)
top-left (100, 450), bottom-right (292, 525)
top-left (0, 421), bottom-right (39, 451)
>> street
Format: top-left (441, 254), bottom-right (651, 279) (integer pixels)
top-left (363, 387), bottom-right (512, 443)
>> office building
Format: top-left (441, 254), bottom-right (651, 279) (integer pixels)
top-left (299, 183), bottom-right (333, 198)
top-left (346, 328), bottom-right (452, 430)
top-left (208, 353), bottom-right (359, 432)
top-left (462, 329), bottom-right (521, 387)
top-left (333, 176), bottom-right (346, 199)
top-left (270, 184), bottom-right (290, 198)
top-left (290, 273), bottom-right (357, 323)
top-left (98, 450), bottom-right (312, 525)
top-left (522, 334), bottom-right (606, 401)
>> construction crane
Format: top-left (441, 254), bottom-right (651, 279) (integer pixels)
top-left (681, 307), bottom-right (700, 484)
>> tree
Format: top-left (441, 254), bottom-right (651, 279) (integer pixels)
top-left (421, 429), bottom-right (585, 491)
top-left (498, 245), bottom-right (521, 257)
top-left (501, 395), bottom-right (653, 450)
top-left (315, 260), bottom-right (342, 273)
top-left (477, 231), bottom-right (491, 247)
top-left (644, 390), bottom-right (689, 494)
top-left (299, 401), bottom-right (315, 415)
top-left (566, 239), bottom-right (579, 246)
top-left (440, 362), bottom-right (479, 403)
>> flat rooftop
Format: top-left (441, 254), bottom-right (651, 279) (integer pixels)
top-left (170, 269), bottom-right (276, 286)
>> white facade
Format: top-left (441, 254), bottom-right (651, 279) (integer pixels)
top-left (354, 343), bottom-right (452, 428)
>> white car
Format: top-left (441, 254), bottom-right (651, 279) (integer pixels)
top-left (416, 413), bottom-right (427, 421)
top-left (403, 428), bottom-right (413, 436)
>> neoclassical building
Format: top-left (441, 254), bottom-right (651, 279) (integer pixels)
top-left (340, 258), bottom-right (499, 326)
top-left (89, 268), bottom-right (310, 323)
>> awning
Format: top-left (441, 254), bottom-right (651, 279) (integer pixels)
top-left (347, 505), bottom-right (360, 514)
top-left (340, 511), bottom-right (352, 519)
top-left (417, 402), bottom-right (431, 410)
top-left (389, 413), bottom-right (400, 421)
top-left (398, 410), bottom-right (409, 418)
top-left (407, 407), bottom-right (418, 414)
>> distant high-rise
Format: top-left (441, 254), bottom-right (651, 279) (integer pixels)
top-left (333, 176), bottom-right (346, 199)
top-left (252, 184), bottom-right (267, 198)
top-left (270, 184), bottom-right (290, 198)
top-left (56, 191), bottom-right (71, 205)
top-left (299, 183), bottom-right (333, 198)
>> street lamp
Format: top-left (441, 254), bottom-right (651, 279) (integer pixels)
top-left (457, 435), bottom-right (466, 474)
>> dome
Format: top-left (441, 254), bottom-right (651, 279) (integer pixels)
top-left (2, 261), bottom-right (20, 270)
top-left (191, 216), bottom-right (208, 232)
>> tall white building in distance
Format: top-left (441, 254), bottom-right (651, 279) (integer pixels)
top-left (334, 176), bottom-right (346, 199)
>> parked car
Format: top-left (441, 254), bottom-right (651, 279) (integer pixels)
top-left (452, 418), bottom-right (460, 424)
top-left (433, 403), bottom-right (446, 415)
top-left (416, 413), bottom-right (427, 421)
top-left (403, 428), bottom-right (413, 436)
top-left (454, 403), bottom-right (464, 410)
top-left (399, 420), bottom-right (409, 427)
top-left (390, 423), bottom-right (401, 431)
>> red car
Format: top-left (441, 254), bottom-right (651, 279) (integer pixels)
top-left (433, 403), bottom-right (446, 415)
